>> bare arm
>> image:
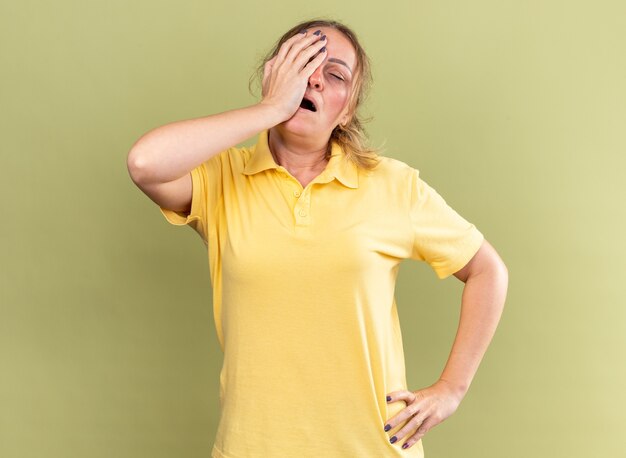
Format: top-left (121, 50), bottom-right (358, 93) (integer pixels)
top-left (126, 30), bottom-right (329, 186)
top-left (126, 30), bottom-right (329, 218)
top-left (383, 239), bottom-right (508, 449)
top-left (126, 102), bottom-right (283, 184)
top-left (439, 238), bottom-right (509, 397)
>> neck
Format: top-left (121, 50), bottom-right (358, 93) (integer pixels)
top-left (268, 128), bottom-right (330, 174)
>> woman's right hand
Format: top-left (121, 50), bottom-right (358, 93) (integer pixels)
top-left (260, 29), bottom-right (328, 123)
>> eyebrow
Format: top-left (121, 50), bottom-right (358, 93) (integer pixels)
top-left (327, 57), bottom-right (352, 74)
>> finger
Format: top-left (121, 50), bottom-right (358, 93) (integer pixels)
top-left (274, 30), bottom-right (310, 69)
top-left (264, 54), bottom-right (277, 71)
top-left (386, 390), bottom-right (417, 405)
top-left (384, 398), bottom-right (423, 436)
top-left (261, 56), bottom-right (277, 95)
top-left (283, 31), bottom-right (324, 68)
top-left (387, 409), bottom-right (429, 446)
top-left (383, 390), bottom-right (422, 433)
top-left (297, 35), bottom-right (327, 67)
top-left (403, 415), bottom-right (438, 449)
top-left (301, 44), bottom-right (327, 76)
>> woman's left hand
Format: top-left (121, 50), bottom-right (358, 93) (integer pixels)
top-left (383, 379), bottom-right (465, 450)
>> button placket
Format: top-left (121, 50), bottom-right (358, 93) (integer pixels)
top-left (294, 187), bottom-right (312, 226)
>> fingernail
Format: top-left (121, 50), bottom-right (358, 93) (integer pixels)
top-left (384, 424), bottom-right (391, 432)
top-left (390, 436), bottom-right (397, 444)
top-left (386, 396), bottom-right (391, 402)
top-left (402, 443), bottom-right (409, 449)
top-left (321, 34), bottom-right (326, 40)
top-left (320, 46), bottom-right (326, 53)
top-left (313, 30), bottom-right (321, 36)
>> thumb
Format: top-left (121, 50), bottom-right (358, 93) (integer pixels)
top-left (261, 55), bottom-right (277, 97)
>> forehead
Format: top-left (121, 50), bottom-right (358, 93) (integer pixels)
top-left (315, 26), bottom-right (356, 69)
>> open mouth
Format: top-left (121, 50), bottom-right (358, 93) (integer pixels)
top-left (299, 96), bottom-right (317, 112)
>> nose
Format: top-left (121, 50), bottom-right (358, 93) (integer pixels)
top-left (308, 65), bottom-right (324, 90)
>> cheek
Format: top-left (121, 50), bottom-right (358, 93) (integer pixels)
top-left (327, 88), bottom-right (350, 114)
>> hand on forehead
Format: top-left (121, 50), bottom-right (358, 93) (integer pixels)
top-left (305, 27), bottom-right (356, 74)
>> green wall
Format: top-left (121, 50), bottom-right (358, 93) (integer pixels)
top-left (2, 1), bottom-right (624, 456)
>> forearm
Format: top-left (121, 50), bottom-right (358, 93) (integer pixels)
top-left (438, 264), bottom-right (509, 398)
top-left (127, 102), bottom-right (283, 184)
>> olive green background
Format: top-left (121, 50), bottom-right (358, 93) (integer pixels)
top-left (1, 1), bottom-right (624, 457)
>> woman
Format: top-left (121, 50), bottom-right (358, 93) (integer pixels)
top-left (127, 18), bottom-right (508, 458)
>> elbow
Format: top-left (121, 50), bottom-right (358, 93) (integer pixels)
top-left (486, 255), bottom-right (508, 286)
top-left (126, 146), bottom-right (151, 184)
top-left (484, 242), bottom-right (508, 285)
top-left (126, 151), bottom-right (141, 184)
top-left (491, 259), bottom-right (509, 306)
top-left (496, 258), bottom-right (508, 280)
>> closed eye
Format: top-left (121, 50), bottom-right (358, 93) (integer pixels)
top-left (331, 74), bottom-right (344, 81)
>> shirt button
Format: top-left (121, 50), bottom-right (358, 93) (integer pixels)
top-left (294, 190), bottom-right (301, 197)
top-left (299, 209), bottom-right (307, 217)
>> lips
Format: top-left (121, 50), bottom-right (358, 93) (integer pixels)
top-left (299, 96), bottom-right (317, 112)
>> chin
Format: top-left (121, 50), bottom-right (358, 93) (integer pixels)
top-left (280, 116), bottom-right (320, 136)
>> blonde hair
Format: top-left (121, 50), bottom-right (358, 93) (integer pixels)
top-left (248, 18), bottom-right (385, 171)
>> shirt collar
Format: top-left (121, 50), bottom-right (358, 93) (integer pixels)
top-left (242, 129), bottom-right (359, 189)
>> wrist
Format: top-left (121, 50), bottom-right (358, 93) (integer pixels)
top-left (436, 378), bottom-right (469, 401)
top-left (257, 100), bottom-right (288, 125)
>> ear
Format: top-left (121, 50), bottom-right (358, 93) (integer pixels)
top-left (339, 98), bottom-right (355, 127)
top-left (339, 112), bottom-right (350, 127)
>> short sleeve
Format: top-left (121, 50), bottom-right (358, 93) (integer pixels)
top-left (409, 168), bottom-right (484, 279)
top-left (158, 150), bottom-right (225, 246)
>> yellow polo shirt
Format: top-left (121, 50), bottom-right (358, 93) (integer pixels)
top-left (159, 129), bottom-right (484, 458)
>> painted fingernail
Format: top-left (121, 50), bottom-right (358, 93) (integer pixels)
top-left (390, 436), bottom-right (397, 444)
top-left (402, 443), bottom-right (409, 449)
top-left (320, 46), bottom-right (326, 52)
top-left (313, 30), bottom-right (321, 35)
top-left (384, 424), bottom-right (391, 432)
top-left (386, 396), bottom-right (392, 402)
top-left (321, 34), bottom-right (326, 40)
